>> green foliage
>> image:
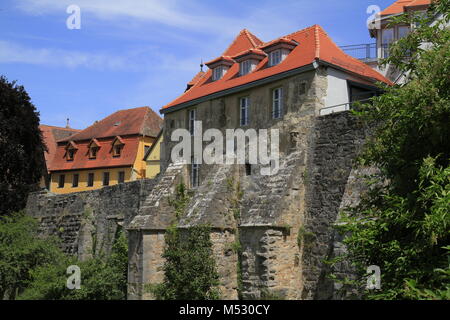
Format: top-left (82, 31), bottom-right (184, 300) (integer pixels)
top-left (0, 76), bottom-right (46, 215)
top-left (151, 225), bottom-right (220, 300)
top-left (168, 182), bottom-right (190, 219)
top-left (19, 228), bottom-right (129, 300)
top-left (0, 212), bottom-right (64, 299)
top-left (334, 2), bottom-right (450, 299)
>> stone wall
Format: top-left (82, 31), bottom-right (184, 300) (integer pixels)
top-left (301, 111), bottom-right (369, 299)
top-left (26, 179), bottom-right (156, 260)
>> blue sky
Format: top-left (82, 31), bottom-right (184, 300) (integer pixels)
top-left (0, 0), bottom-right (394, 129)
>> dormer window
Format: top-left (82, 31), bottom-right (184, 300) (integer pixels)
top-left (88, 139), bottom-right (100, 159)
top-left (67, 149), bottom-right (75, 161)
top-left (269, 50), bottom-right (282, 67)
top-left (90, 147), bottom-right (98, 159)
top-left (232, 49), bottom-right (266, 76)
top-left (65, 141), bottom-right (77, 161)
top-left (112, 136), bottom-right (125, 158)
top-left (212, 66), bottom-right (225, 81)
top-left (260, 38), bottom-right (297, 67)
top-left (240, 60), bottom-right (252, 76)
top-left (205, 56), bottom-right (234, 81)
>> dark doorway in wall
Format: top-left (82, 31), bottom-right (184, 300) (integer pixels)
top-left (245, 163), bottom-right (252, 176)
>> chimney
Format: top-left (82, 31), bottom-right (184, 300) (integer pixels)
top-left (66, 118), bottom-right (71, 128)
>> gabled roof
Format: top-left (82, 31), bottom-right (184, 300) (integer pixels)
top-left (39, 125), bottom-right (81, 171)
top-left (380, 0), bottom-right (431, 16)
top-left (221, 29), bottom-right (264, 57)
top-left (162, 25), bottom-right (392, 112)
top-left (50, 135), bottom-right (141, 172)
top-left (60, 106), bottom-right (162, 142)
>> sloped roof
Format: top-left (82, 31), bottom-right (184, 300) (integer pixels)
top-left (380, 0), bottom-right (431, 16)
top-left (50, 135), bottom-right (141, 172)
top-left (40, 125), bottom-right (80, 171)
top-left (162, 25), bottom-right (392, 112)
top-left (60, 106), bottom-right (162, 142)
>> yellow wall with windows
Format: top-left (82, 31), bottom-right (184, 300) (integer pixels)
top-left (49, 167), bottom-right (132, 194)
top-left (133, 136), bottom-right (155, 179)
top-left (48, 135), bottom-right (158, 194)
top-left (145, 134), bottom-right (163, 178)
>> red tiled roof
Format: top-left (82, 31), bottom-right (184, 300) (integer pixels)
top-left (162, 25), bottom-right (392, 111)
top-left (380, 0), bottom-right (431, 16)
top-left (221, 29), bottom-right (264, 57)
top-left (40, 125), bottom-right (80, 171)
top-left (60, 106), bottom-right (162, 142)
top-left (50, 135), bottom-right (140, 172)
top-left (187, 71), bottom-right (206, 86)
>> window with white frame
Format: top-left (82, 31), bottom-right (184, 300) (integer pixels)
top-left (269, 50), bottom-right (282, 66)
top-left (272, 87), bottom-right (283, 119)
top-left (191, 158), bottom-right (199, 188)
top-left (212, 66), bottom-right (224, 81)
top-left (240, 97), bottom-right (249, 126)
top-left (188, 109), bottom-right (196, 136)
top-left (240, 60), bottom-right (252, 76)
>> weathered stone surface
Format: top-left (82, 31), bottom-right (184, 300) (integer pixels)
top-left (26, 179), bottom-right (156, 259)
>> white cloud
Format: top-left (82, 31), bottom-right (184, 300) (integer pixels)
top-left (0, 40), bottom-right (137, 70)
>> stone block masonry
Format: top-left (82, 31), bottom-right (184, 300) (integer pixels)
top-left (26, 179), bottom-right (156, 260)
top-left (26, 111), bottom-right (371, 300)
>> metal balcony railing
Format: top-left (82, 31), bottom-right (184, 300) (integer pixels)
top-left (339, 43), bottom-right (378, 61)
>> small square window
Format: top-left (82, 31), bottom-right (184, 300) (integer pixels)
top-left (299, 82), bottom-right (307, 95)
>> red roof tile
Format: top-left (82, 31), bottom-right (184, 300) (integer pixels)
top-left (162, 25), bottom-right (392, 111)
top-left (40, 125), bottom-right (80, 171)
top-left (221, 29), bottom-right (264, 57)
top-left (187, 71), bottom-right (206, 86)
top-left (380, 0), bottom-right (431, 16)
top-left (60, 106), bottom-right (162, 142)
top-left (50, 135), bottom-right (141, 172)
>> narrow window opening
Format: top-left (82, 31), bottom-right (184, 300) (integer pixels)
top-left (72, 174), bottom-right (79, 188)
top-left (272, 87), bottom-right (283, 119)
top-left (118, 171), bottom-right (125, 184)
top-left (87, 173), bottom-right (94, 187)
top-left (240, 97), bottom-right (249, 126)
top-left (189, 109), bottom-right (196, 136)
top-left (103, 172), bottom-right (110, 186)
top-left (58, 175), bottom-right (65, 188)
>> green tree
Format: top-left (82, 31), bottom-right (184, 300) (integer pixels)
top-left (0, 76), bottom-right (46, 215)
top-left (334, 1), bottom-right (450, 299)
top-left (152, 225), bottom-right (220, 300)
top-left (19, 229), bottom-right (129, 300)
top-left (0, 211), bottom-right (64, 299)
